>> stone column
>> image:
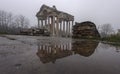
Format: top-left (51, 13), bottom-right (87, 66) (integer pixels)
top-left (39, 20), bottom-right (41, 28)
top-left (52, 16), bottom-right (55, 36)
top-left (50, 17), bottom-right (52, 36)
top-left (72, 21), bottom-right (74, 28)
top-left (63, 21), bottom-right (65, 36)
top-left (56, 17), bottom-right (59, 36)
top-left (48, 17), bottom-right (50, 32)
top-left (60, 21), bottom-right (62, 36)
top-left (45, 19), bottom-right (47, 26)
top-left (50, 17), bottom-right (53, 36)
top-left (66, 21), bottom-right (68, 37)
top-left (71, 21), bottom-right (74, 36)
top-left (38, 19), bottom-right (40, 28)
top-left (68, 21), bottom-right (71, 37)
top-left (44, 20), bottom-right (45, 26)
top-left (41, 20), bottom-right (43, 29)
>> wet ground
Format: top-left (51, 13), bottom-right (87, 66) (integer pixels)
top-left (0, 35), bottom-right (120, 74)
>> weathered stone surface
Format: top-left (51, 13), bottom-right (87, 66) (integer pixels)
top-left (72, 21), bottom-right (100, 38)
top-left (36, 4), bottom-right (74, 21)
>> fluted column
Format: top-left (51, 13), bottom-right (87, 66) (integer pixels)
top-left (41, 20), bottom-right (43, 29)
top-left (72, 21), bottom-right (74, 28)
top-left (60, 21), bottom-right (62, 37)
top-left (50, 17), bottom-right (52, 35)
top-left (48, 17), bottom-right (50, 32)
top-left (56, 17), bottom-right (59, 36)
top-left (40, 20), bottom-right (42, 28)
top-left (38, 19), bottom-right (40, 28)
top-left (52, 16), bottom-right (55, 36)
top-left (50, 17), bottom-right (52, 36)
top-left (49, 17), bottom-right (52, 36)
top-left (71, 21), bottom-right (74, 36)
top-left (63, 21), bottom-right (65, 36)
top-left (68, 21), bottom-right (70, 37)
top-left (45, 19), bottom-right (47, 27)
top-left (66, 21), bottom-right (68, 37)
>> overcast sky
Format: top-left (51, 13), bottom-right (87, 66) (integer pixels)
top-left (0, 0), bottom-right (120, 30)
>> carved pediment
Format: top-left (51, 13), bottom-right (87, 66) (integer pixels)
top-left (36, 4), bottom-right (74, 21)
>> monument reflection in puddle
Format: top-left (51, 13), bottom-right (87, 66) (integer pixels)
top-left (36, 40), bottom-right (99, 64)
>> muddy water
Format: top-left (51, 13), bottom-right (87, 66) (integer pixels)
top-left (0, 36), bottom-right (120, 74)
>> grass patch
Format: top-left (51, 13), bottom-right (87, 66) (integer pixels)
top-left (101, 35), bottom-right (120, 42)
top-left (101, 35), bottom-right (120, 46)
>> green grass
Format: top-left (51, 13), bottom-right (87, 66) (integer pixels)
top-left (101, 35), bottom-right (120, 46)
top-left (0, 31), bottom-right (8, 34)
top-left (101, 35), bottom-right (120, 42)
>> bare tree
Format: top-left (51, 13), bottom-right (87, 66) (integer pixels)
top-left (6, 13), bottom-right (13, 26)
top-left (0, 10), bottom-right (8, 33)
top-left (0, 10), bottom-right (30, 34)
top-left (15, 15), bottom-right (29, 29)
top-left (100, 24), bottom-right (114, 37)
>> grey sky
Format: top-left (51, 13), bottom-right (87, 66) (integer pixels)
top-left (0, 0), bottom-right (120, 30)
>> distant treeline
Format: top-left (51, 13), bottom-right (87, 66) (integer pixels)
top-left (0, 10), bottom-right (30, 34)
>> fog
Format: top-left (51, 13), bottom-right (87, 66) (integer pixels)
top-left (0, 0), bottom-right (120, 30)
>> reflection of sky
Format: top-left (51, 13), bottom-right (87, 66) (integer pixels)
top-left (0, 0), bottom-right (120, 29)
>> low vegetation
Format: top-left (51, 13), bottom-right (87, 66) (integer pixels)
top-left (101, 35), bottom-right (120, 42)
top-left (101, 34), bottom-right (120, 46)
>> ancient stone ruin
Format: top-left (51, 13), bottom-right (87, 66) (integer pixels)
top-left (72, 21), bottom-right (100, 38)
top-left (36, 4), bottom-right (74, 37)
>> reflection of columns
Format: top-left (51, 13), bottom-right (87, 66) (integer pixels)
top-left (41, 45), bottom-right (43, 50)
top-left (65, 44), bottom-right (67, 50)
top-left (38, 42), bottom-right (40, 51)
top-left (63, 45), bottom-right (65, 50)
top-left (67, 43), bottom-right (69, 50)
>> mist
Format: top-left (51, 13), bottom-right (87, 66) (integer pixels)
top-left (0, 0), bottom-right (120, 30)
